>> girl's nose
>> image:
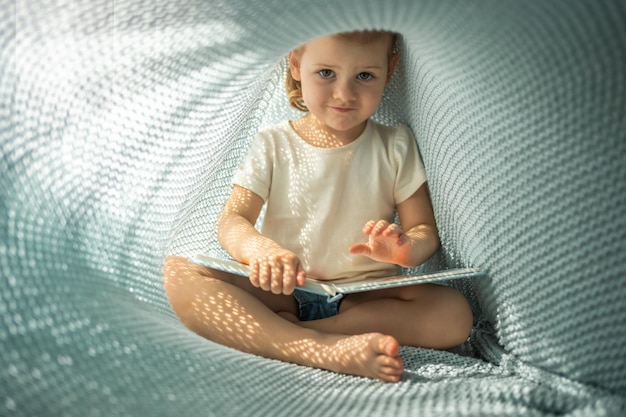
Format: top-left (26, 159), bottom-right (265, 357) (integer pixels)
top-left (333, 80), bottom-right (356, 102)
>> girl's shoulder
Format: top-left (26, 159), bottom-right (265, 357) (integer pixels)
top-left (368, 122), bottom-right (417, 155)
top-left (250, 121), bottom-right (297, 148)
top-left (368, 121), bottom-right (414, 142)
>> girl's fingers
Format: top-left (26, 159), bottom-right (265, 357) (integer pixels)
top-left (249, 262), bottom-right (260, 287)
top-left (270, 262), bottom-right (284, 294)
top-left (384, 223), bottom-right (401, 236)
top-left (249, 252), bottom-right (306, 294)
top-left (281, 264), bottom-right (297, 295)
top-left (258, 259), bottom-right (272, 291)
top-left (250, 258), bottom-right (269, 289)
top-left (363, 220), bottom-right (376, 234)
top-left (250, 255), bottom-right (303, 295)
top-left (283, 260), bottom-right (307, 294)
top-left (366, 220), bottom-right (404, 237)
top-left (363, 219), bottom-right (385, 235)
top-left (296, 267), bottom-right (307, 287)
top-left (373, 220), bottom-right (395, 236)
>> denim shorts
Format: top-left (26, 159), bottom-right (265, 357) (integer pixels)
top-left (293, 290), bottom-right (341, 321)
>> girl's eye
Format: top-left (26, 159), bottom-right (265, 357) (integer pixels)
top-left (357, 72), bottom-right (374, 81)
top-left (318, 69), bottom-right (335, 79)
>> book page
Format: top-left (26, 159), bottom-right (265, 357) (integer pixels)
top-left (189, 254), bottom-right (484, 298)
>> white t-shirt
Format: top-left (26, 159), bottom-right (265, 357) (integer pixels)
top-left (232, 119), bottom-right (427, 282)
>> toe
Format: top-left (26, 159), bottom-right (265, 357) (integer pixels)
top-left (375, 335), bottom-right (400, 357)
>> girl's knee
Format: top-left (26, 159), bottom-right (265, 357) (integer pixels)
top-left (415, 284), bottom-right (473, 348)
top-left (393, 284), bottom-right (473, 348)
top-left (441, 288), bottom-right (473, 347)
top-left (163, 256), bottom-right (198, 327)
top-left (163, 256), bottom-right (188, 298)
top-left (163, 256), bottom-right (225, 332)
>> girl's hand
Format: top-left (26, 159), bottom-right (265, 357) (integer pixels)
top-left (348, 220), bottom-right (413, 267)
top-left (248, 248), bottom-right (306, 295)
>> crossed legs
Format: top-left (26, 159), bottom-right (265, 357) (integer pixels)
top-left (163, 256), bottom-right (472, 383)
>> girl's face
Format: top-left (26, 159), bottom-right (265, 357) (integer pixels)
top-left (290, 34), bottom-right (398, 143)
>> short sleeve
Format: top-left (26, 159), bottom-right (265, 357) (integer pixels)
top-left (393, 125), bottom-right (427, 204)
top-left (231, 131), bottom-right (273, 202)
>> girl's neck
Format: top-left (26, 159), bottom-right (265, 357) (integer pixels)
top-left (290, 114), bottom-right (367, 148)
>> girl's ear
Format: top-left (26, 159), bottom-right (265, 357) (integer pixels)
top-left (289, 51), bottom-right (302, 81)
top-left (385, 52), bottom-right (400, 85)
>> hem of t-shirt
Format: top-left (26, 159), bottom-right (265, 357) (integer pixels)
top-left (395, 177), bottom-right (428, 205)
top-left (231, 178), bottom-right (269, 202)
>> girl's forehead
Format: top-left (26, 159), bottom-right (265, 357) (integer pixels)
top-left (302, 35), bottom-right (390, 61)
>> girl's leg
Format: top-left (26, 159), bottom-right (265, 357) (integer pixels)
top-left (163, 256), bottom-right (404, 382)
top-left (297, 284), bottom-right (473, 349)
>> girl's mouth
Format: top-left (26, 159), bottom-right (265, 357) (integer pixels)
top-left (330, 106), bottom-right (354, 113)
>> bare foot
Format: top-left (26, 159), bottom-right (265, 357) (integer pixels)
top-left (295, 333), bottom-right (403, 383)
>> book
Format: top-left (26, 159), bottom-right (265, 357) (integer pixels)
top-left (189, 254), bottom-right (485, 303)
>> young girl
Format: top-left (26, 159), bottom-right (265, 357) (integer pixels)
top-left (164, 31), bottom-right (472, 383)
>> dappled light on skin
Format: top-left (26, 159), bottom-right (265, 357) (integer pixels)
top-left (164, 256), bottom-right (263, 351)
top-left (275, 332), bottom-right (404, 383)
top-left (290, 113), bottom-right (367, 148)
top-left (218, 185), bottom-right (263, 262)
top-left (163, 256), bottom-right (405, 382)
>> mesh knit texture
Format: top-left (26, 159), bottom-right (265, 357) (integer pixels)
top-left (2, 0), bottom-right (625, 416)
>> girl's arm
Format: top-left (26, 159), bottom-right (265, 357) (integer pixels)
top-left (218, 185), bottom-right (306, 294)
top-left (395, 184), bottom-right (440, 267)
top-left (349, 184), bottom-right (440, 268)
top-left (218, 184), bottom-right (267, 263)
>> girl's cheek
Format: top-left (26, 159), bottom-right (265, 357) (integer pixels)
top-left (304, 86), bottom-right (325, 103)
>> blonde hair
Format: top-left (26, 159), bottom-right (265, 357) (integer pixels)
top-left (286, 31), bottom-right (398, 112)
